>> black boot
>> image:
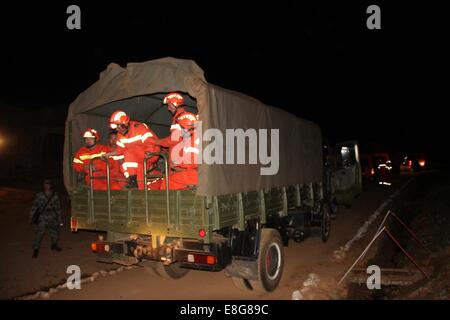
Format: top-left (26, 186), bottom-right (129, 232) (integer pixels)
top-left (126, 175), bottom-right (138, 189)
top-left (51, 244), bottom-right (62, 252)
top-left (32, 249), bottom-right (39, 258)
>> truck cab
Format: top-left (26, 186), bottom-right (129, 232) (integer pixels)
top-left (334, 141), bottom-right (362, 207)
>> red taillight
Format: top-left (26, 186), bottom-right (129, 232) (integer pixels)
top-left (206, 255), bottom-right (216, 265)
top-left (70, 218), bottom-right (78, 232)
top-left (419, 160), bottom-right (425, 167)
top-left (408, 160), bottom-right (412, 167)
top-left (370, 168), bottom-right (375, 176)
top-left (195, 255), bottom-right (207, 264)
top-left (91, 242), bottom-right (105, 253)
top-left (188, 253), bottom-right (216, 265)
top-left (198, 229), bottom-right (206, 238)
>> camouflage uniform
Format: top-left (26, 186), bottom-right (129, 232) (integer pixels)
top-left (30, 191), bottom-right (63, 250)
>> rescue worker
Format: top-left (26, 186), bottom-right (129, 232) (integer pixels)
top-left (107, 131), bottom-right (121, 153)
top-left (156, 92), bottom-right (199, 190)
top-left (376, 160), bottom-right (393, 186)
top-left (105, 111), bottom-right (160, 189)
top-left (29, 179), bottom-right (63, 259)
top-left (72, 129), bottom-right (121, 190)
top-left (106, 131), bottom-right (126, 189)
top-left (110, 130), bottom-right (163, 190)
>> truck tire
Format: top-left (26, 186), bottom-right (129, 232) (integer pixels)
top-left (143, 261), bottom-right (189, 279)
top-left (231, 277), bottom-right (253, 291)
top-left (154, 263), bottom-right (190, 279)
top-left (248, 228), bottom-right (284, 293)
top-left (321, 203), bottom-right (331, 242)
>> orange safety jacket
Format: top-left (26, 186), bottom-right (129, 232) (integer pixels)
top-left (170, 131), bottom-right (199, 170)
top-left (115, 121), bottom-right (160, 176)
top-left (72, 144), bottom-right (111, 174)
top-left (159, 108), bottom-right (198, 148)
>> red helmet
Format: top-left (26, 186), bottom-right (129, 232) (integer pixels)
top-left (110, 110), bottom-right (130, 129)
top-left (163, 93), bottom-right (184, 108)
top-left (177, 112), bottom-right (198, 130)
top-left (83, 128), bottom-right (100, 140)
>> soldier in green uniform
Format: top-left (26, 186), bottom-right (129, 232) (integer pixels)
top-left (29, 179), bottom-right (63, 258)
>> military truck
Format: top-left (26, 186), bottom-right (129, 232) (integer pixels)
top-left (64, 58), bottom-right (361, 293)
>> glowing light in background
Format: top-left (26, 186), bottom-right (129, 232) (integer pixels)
top-left (0, 134), bottom-right (5, 149)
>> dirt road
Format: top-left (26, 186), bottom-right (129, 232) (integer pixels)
top-left (0, 176), bottom-right (410, 300)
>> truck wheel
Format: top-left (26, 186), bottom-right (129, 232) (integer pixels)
top-left (248, 228), bottom-right (284, 293)
top-left (154, 263), bottom-right (190, 279)
top-left (231, 277), bottom-right (253, 291)
top-left (321, 203), bottom-right (331, 242)
top-left (143, 261), bottom-right (189, 279)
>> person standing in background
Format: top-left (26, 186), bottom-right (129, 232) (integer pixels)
top-left (29, 179), bottom-right (63, 259)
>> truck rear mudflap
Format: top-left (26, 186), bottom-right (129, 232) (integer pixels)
top-left (91, 238), bottom-right (232, 271)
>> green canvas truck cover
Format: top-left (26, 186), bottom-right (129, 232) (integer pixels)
top-left (64, 57), bottom-right (323, 196)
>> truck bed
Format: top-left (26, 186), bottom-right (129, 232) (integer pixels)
top-left (70, 183), bottom-right (321, 245)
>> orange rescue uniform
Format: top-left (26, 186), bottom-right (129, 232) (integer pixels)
top-left (159, 108), bottom-right (199, 190)
top-left (115, 121), bottom-right (160, 189)
top-left (106, 145), bottom-right (126, 189)
top-left (72, 144), bottom-right (122, 190)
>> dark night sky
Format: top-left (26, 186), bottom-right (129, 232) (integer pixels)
top-left (0, 1), bottom-right (447, 159)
